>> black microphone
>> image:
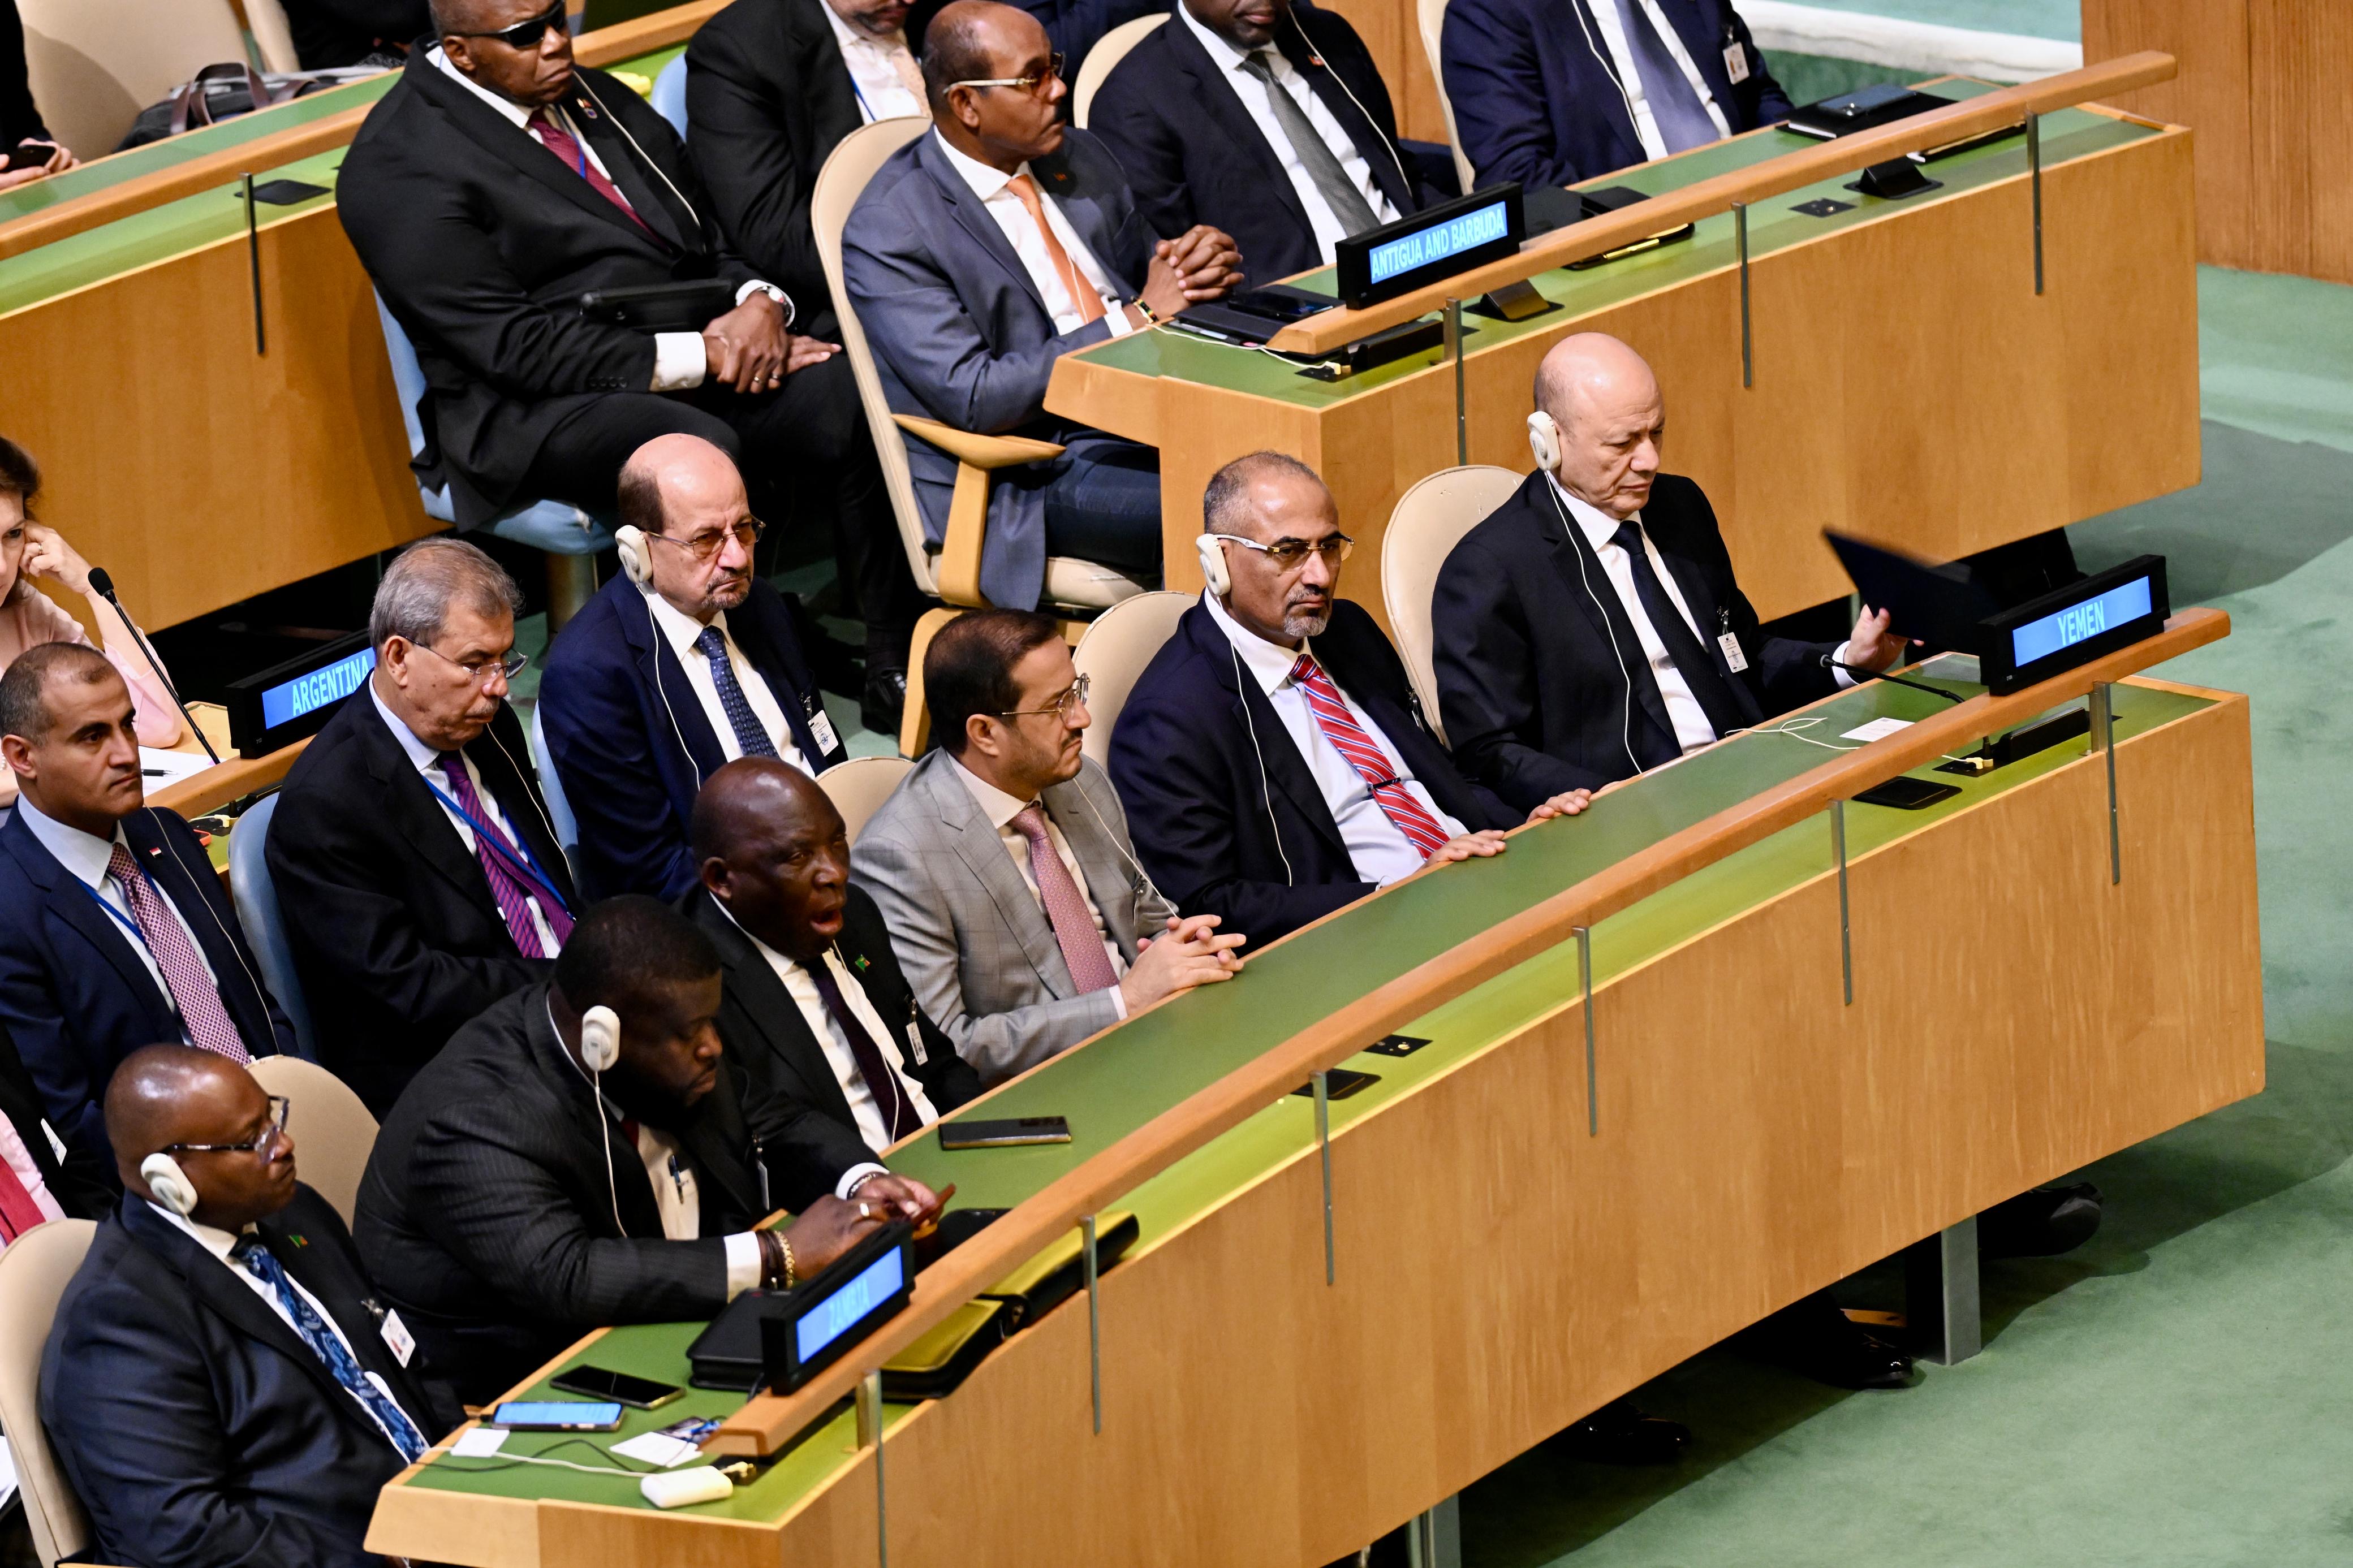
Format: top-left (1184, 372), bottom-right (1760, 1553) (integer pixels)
top-left (88, 568), bottom-right (220, 765)
top-left (1822, 653), bottom-right (1966, 706)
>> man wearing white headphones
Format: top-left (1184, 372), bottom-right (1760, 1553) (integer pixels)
top-left (44, 1045), bottom-right (463, 1568)
top-left (1433, 332), bottom-right (1906, 810)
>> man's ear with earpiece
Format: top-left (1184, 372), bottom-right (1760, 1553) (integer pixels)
top-left (1194, 533), bottom-right (1231, 597)
top-left (140, 1152), bottom-right (199, 1216)
top-left (1527, 410), bottom-right (1561, 473)
top-left (614, 526), bottom-right (652, 587)
top-left (580, 1004), bottom-right (622, 1072)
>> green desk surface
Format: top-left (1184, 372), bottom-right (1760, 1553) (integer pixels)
top-left (1067, 83), bottom-right (2161, 410)
top-left (395, 664), bottom-right (2219, 1523)
top-left (0, 43), bottom-right (687, 319)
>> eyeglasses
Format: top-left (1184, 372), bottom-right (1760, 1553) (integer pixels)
top-left (1205, 531), bottom-right (1355, 571)
top-left (646, 516), bottom-right (766, 564)
top-left (413, 640), bottom-right (531, 689)
top-left (996, 672), bottom-right (1089, 722)
top-left (948, 52), bottom-right (1065, 98)
top-left (164, 1096), bottom-right (291, 1160)
top-left (453, 0), bottom-right (568, 49)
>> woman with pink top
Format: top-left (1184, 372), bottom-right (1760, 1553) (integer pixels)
top-left (0, 438), bottom-right (186, 805)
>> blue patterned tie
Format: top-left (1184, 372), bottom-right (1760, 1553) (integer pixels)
top-left (694, 625), bottom-right (779, 759)
top-left (232, 1235), bottom-right (428, 1462)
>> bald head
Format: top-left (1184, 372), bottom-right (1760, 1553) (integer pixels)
top-left (1531, 334), bottom-right (1665, 520)
top-left (1200, 450), bottom-right (1345, 646)
top-left (106, 1046), bottom-right (298, 1228)
top-left (616, 434), bottom-right (758, 622)
top-left (692, 758), bottom-right (838, 864)
top-left (924, 1), bottom-right (1067, 168)
top-left (693, 759), bottom-right (853, 962)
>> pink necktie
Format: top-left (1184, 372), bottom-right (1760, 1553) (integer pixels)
top-left (1289, 654), bottom-right (1453, 859)
top-left (437, 755), bottom-right (571, 959)
top-left (1009, 805), bottom-right (1119, 994)
top-left (526, 108), bottom-right (658, 241)
top-left (106, 844), bottom-right (251, 1063)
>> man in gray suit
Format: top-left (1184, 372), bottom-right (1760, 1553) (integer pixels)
top-left (840, 0), bottom-right (1242, 610)
top-left (854, 610), bottom-right (1247, 1083)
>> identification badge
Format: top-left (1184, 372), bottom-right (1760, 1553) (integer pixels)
top-left (807, 710), bottom-right (840, 754)
top-left (904, 1021), bottom-right (928, 1065)
top-left (1723, 42), bottom-right (1750, 83)
top-left (1717, 632), bottom-right (1750, 672)
top-left (380, 1308), bottom-right (416, 1367)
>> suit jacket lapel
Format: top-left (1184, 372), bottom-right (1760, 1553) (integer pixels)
top-left (1285, 24), bottom-right (1414, 215)
top-left (408, 57), bottom-right (668, 251)
top-left (916, 757), bottom-right (1077, 998)
top-left (725, 610), bottom-right (830, 767)
top-left (1540, 498), bottom-right (1679, 747)
top-left (466, 714), bottom-right (578, 909)
top-left (1040, 777), bottom-right (1139, 958)
top-left (564, 86), bottom-right (695, 254)
top-left (1028, 146), bottom-right (1138, 295)
top-left (1192, 616), bottom-right (1352, 864)
top-left (355, 711), bottom-right (505, 915)
top-left (1166, 25), bottom-right (1312, 234)
top-left (1, 816), bottom-right (172, 1016)
top-left (1651, 538), bottom-right (1762, 723)
top-left (620, 596), bottom-right (730, 786)
top-left (524, 996), bottom-right (669, 1237)
top-left (697, 900), bottom-right (859, 1128)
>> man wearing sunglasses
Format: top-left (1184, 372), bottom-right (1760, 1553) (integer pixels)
top-left (1110, 451), bottom-right (1596, 947)
top-left (338, 0), bottom-right (913, 716)
top-left (268, 540), bottom-right (578, 1116)
top-left (42, 1046), bottom-right (462, 1568)
top-left (842, 0), bottom-right (1243, 611)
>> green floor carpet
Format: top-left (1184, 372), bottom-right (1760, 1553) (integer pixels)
top-left (1462, 265), bottom-right (2353, 1565)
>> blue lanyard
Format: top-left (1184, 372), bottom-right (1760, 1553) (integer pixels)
top-left (79, 875), bottom-right (153, 951)
top-left (421, 776), bottom-right (571, 913)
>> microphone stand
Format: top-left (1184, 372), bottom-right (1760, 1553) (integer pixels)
top-left (1823, 654), bottom-right (1966, 707)
top-left (88, 568), bottom-right (220, 765)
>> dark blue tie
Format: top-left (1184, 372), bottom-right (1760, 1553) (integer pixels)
top-left (232, 1235), bottom-right (428, 1462)
top-left (1610, 520), bottom-right (1743, 738)
top-left (1612, 0), bottom-right (1720, 153)
top-left (695, 624), bottom-right (779, 759)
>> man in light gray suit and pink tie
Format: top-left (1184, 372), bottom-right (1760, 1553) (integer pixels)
top-left (852, 610), bottom-right (1246, 1084)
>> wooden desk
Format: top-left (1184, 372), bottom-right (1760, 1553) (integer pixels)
top-left (2083, 0), bottom-right (2353, 282)
top-left (1046, 76), bottom-right (2197, 636)
top-left (365, 615), bottom-right (2260, 1567)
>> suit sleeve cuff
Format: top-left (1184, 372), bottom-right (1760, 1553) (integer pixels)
top-left (835, 1163), bottom-right (890, 1200)
top-left (735, 279), bottom-right (795, 330)
top-left (722, 1231), bottom-right (764, 1298)
top-left (1830, 643), bottom-right (1859, 689)
top-left (652, 331), bottom-right (706, 391)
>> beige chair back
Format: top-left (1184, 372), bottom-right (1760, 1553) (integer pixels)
top-left (247, 1056), bottom-right (378, 1228)
top-left (817, 755), bottom-right (916, 845)
top-left (1415, 0), bottom-right (1479, 196)
top-left (0, 1220), bottom-right (97, 1566)
top-left (1072, 590), bottom-right (1192, 768)
top-left (231, 0), bottom-right (301, 74)
top-left (18, 0), bottom-right (250, 158)
top-left (1072, 14), bottom-right (1167, 128)
top-left (814, 116), bottom-right (944, 597)
top-left (1381, 465), bottom-right (1520, 745)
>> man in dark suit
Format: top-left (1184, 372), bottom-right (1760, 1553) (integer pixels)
top-left (355, 896), bottom-right (936, 1403)
top-left (540, 436), bottom-right (850, 902)
top-left (339, 0), bottom-right (913, 719)
top-left (1433, 333), bottom-right (1902, 809)
top-left (686, 758), bottom-right (982, 1197)
top-left (44, 1046), bottom-right (462, 1568)
top-left (1441, 0), bottom-right (1789, 189)
top-left (0, 645), bottom-right (294, 1174)
top-left (1089, 0), bottom-right (1437, 285)
top-left (1110, 453), bottom-right (1594, 947)
top-left (269, 540), bottom-right (576, 1117)
top-left (842, 0), bottom-right (1241, 609)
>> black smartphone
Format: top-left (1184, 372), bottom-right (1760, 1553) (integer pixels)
top-left (1290, 1068), bottom-right (1381, 1100)
top-left (1854, 777), bottom-right (1960, 810)
top-left (548, 1364), bottom-right (685, 1409)
top-left (938, 1116), bottom-right (1072, 1150)
top-left (3, 141), bottom-right (52, 172)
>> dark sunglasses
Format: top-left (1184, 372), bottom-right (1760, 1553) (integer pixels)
top-left (454, 0), bottom-right (568, 50)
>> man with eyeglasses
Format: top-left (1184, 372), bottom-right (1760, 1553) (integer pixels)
top-left (842, 0), bottom-right (1243, 611)
top-left (541, 434), bottom-right (851, 904)
top-left (0, 645), bottom-right (296, 1180)
top-left (268, 539), bottom-right (578, 1116)
top-left (855, 609), bottom-right (1246, 1084)
top-left (1110, 451), bottom-right (1596, 948)
top-left (42, 1045), bottom-right (463, 1568)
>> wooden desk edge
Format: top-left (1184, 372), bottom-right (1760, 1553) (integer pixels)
top-left (709, 607), bottom-right (2230, 1454)
top-left (150, 737), bottom-right (309, 819)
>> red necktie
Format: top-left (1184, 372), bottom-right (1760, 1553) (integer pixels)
top-left (525, 109), bottom-right (658, 241)
top-left (0, 1121), bottom-right (57, 1244)
top-left (1289, 654), bottom-right (1453, 858)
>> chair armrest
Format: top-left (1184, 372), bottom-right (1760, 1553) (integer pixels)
top-left (893, 417), bottom-right (1066, 607)
top-left (894, 414), bottom-right (1065, 469)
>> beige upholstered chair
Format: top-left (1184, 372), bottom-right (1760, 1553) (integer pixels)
top-left (813, 116), bottom-right (1152, 756)
top-left (1071, 590), bottom-right (1191, 768)
top-left (0, 1220), bottom-right (101, 1567)
top-left (229, 0), bottom-right (301, 74)
top-left (16, 0), bottom-right (249, 157)
top-left (1380, 464), bottom-right (1521, 745)
top-left (1415, 0), bottom-right (1480, 195)
top-left (1071, 14), bottom-right (1167, 128)
top-left (246, 1055), bottom-right (378, 1228)
top-left (817, 755), bottom-right (916, 845)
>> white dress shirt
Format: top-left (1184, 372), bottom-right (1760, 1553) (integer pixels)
top-left (951, 757), bottom-right (1128, 1014)
top-left (148, 1203), bottom-right (420, 1452)
top-left (642, 586), bottom-right (813, 774)
top-left (16, 795), bottom-right (218, 1030)
top-left (1175, 4), bottom-right (1397, 262)
top-left (931, 131), bottom-right (1136, 338)
top-left (429, 48), bottom-right (789, 390)
top-left (369, 680), bottom-right (561, 954)
top-left (1202, 590), bottom-right (1464, 886)
top-left (1581, 0), bottom-right (1732, 162)
top-left (818, 0), bottom-right (926, 122)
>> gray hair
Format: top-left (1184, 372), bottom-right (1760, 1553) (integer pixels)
top-left (368, 538), bottom-right (524, 652)
top-left (1201, 450), bottom-right (1325, 539)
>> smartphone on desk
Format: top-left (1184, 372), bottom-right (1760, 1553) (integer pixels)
top-left (548, 1366), bottom-right (684, 1410)
top-left (490, 1399), bottom-right (624, 1431)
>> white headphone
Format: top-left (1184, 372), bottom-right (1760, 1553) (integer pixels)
top-left (564, 1000), bottom-right (628, 1234)
top-left (1527, 409), bottom-right (1562, 473)
top-left (615, 524), bottom-right (653, 587)
top-left (141, 1152), bottom-right (198, 1217)
top-left (1195, 533), bottom-right (1232, 598)
top-left (614, 526), bottom-right (706, 789)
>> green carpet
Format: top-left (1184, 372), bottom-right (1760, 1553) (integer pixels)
top-left (1461, 265), bottom-right (2353, 1565)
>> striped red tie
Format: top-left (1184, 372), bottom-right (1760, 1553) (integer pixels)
top-left (1288, 654), bottom-right (1453, 859)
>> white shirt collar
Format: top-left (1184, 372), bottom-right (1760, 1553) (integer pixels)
top-left (949, 755), bottom-right (1036, 831)
top-left (368, 675), bottom-right (445, 775)
top-left (1202, 587), bottom-right (1311, 698)
top-left (932, 128), bottom-right (1030, 203)
top-left (430, 44), bottom-right (538, 131)
top-left (641, 582), bottom-right (728, 660)
top-left (14, 793), bottom-right (124, 891)
top-left (148, 1201), bottom-right (247, 1263)
top-left (708, 890), bottom-right (808, 974)
top-left (818, 0), bottom-right (908, 57)
top-left (1546, 470), bottom-right (1640, 555)
top-left (1176, 1), bottom-right (1269, 72)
